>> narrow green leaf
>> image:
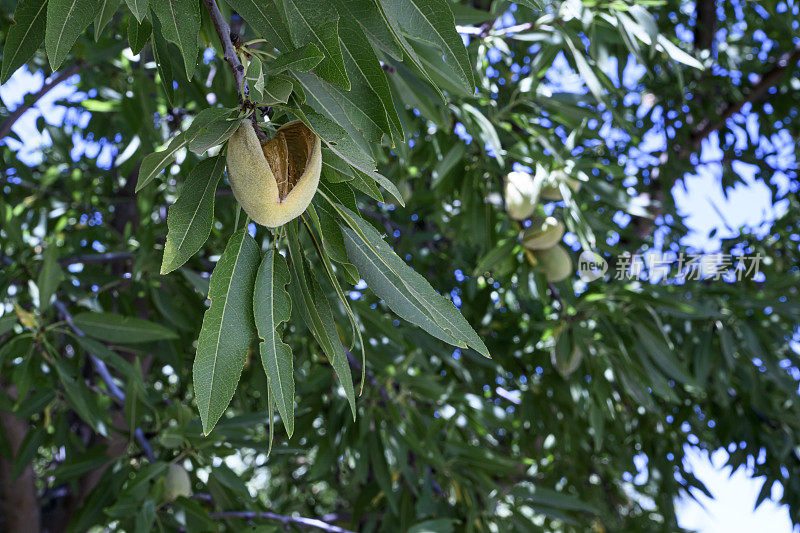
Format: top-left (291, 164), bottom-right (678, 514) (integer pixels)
top-left (1, 0), bottom-right (48, 84)
top-left (150, 18), bottom-right (177, 105)
top-left (76, 337), bottom-right (136, 384)
top-left (657, 34), bottom-right (704, 70)
top-left (294, 107), bottom-right (378, 178)
top-left (254, 249), bottom-right (295, 437)
top-left (368, 433), bottom-right (397, 512)
top-left (193, 230), bottom-right (261, 435)
top-left (10, 427), bottom-right (44, 480)
top-left (352, 165), bottom-right (405, 207)
top-left (408, 39), bottom-right (473, 97)
top-left (185, 113), bottom-right (241, 155)
top-left (451, 4), bottom-right (494, 24)
top-left (473, 239), bottom-right (517, 276)
top-left (53, 358), bottom-right (109, 435)
top-left (303, 210), bottom-right (365, 390)
top-left (151, 0), bottom-right (200, 79)
top-left (135, 132), bottom-right (187, 192)
top-left (73, 312), bottom-right (180, 343)
top-left (0, 315), bottom-right (17, 337)
top-left (266, 378), bottom-right (274, 456)
top-left (37, 244), bottom-right (64, 311)
top-left (259, 76), bottom-right (294, 105)
top-left (510, 483), bottom-right (599, 514)
top-left (293, 70), bottom-right (386, 145)
top-left (137, 107), bottom-right (238, 192)
top-left (223, 0), bottom-right (293, 52)
top-left (94, 0), bottom-right (122, 41)
top-left (462, 103), bottom-right (503, 165)
top-left (335, 0), bottom-right (403, 60)
top-left (245, 56), bottom-right (263, 100)
top-left (378, 0), bottom-right (474, 93)
top-left (388, 59), bottom-right (448, 128)
top-left (634, 323), bottom-right (698, 387)
top-left (515, 0), bottom-right (543, 10)
top-left (134, 500), bottom-right (156, 533)
top-left (334, 204), bottom-right (489, 358)
top-left (286, 224), bottom-right (356, 418)
top-left (268, 43), bottom-right (323, 74)
top-left (51, 447), bottom-right (112, 484)
top-left (162, 155), bottom-right (226, 274)
top-left (432, 142), bottom-right (467, 187)
top-left (127, 15), bottom-right (152, 55)
top-left (313, 200), bottom-right (359, 282)
top-left (372, 1), bottom-right (443, 101)
top-left (46, 0), bottom-right (102, 72)
top-left (332, 5), bottom-right (402, 144)
top-left (125, 0), bottom-right (148, 22)
top-left (279, 0), bottom-right (350, 89)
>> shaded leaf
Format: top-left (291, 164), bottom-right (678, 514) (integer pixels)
top-left (127, 15), bottom-right (152, 55)
top-left (338, 0), bottom-right (403, 60)
top-left (510, 483), bottom-right (599, 514)
top-left (53, 358), bottom-right (109, 435)
top-left (295, 107), bottom-right (378, 178)
top-left (73, 312), bottom-right (179, 343)
top-left (37, 244), bottom-right (64, 311)
top-left (150, 19), bottom-right (178, 105)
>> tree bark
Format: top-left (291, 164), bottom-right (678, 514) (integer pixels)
top-left (0, 387), bottom-right (41, 533)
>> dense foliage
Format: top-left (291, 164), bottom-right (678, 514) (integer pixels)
top-left (1, 0), bottom-right (799, 531)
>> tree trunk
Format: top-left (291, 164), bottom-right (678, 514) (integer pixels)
top-left (694, 0), bottom-right (716, 51)
top-left (0, 387), bottom-right (41, 533)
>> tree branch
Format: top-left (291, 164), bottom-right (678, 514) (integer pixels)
top-left (202, 0), bottom-right (267, 142)
top-left (208, 510), bottom-right (356, 533)
top-left (53, 300), bottom-right (155, 462)
top-left (690, 43), bottom-right (800, 146)
top-left (58, 252), bottom-right (134, 266)
top-left (0, 62), bottom-right (82, 142)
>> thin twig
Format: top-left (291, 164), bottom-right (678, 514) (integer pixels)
top-left (0, 62), bottom-right (83, 141)
top-left (208, 510), bottom-right (356, 533)
top-left (690, 43), bottom-right (800, 146)
top-left (201, 0), bottom-right (267, 142)
top-left (53, 300), bottom-right (155, 462)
